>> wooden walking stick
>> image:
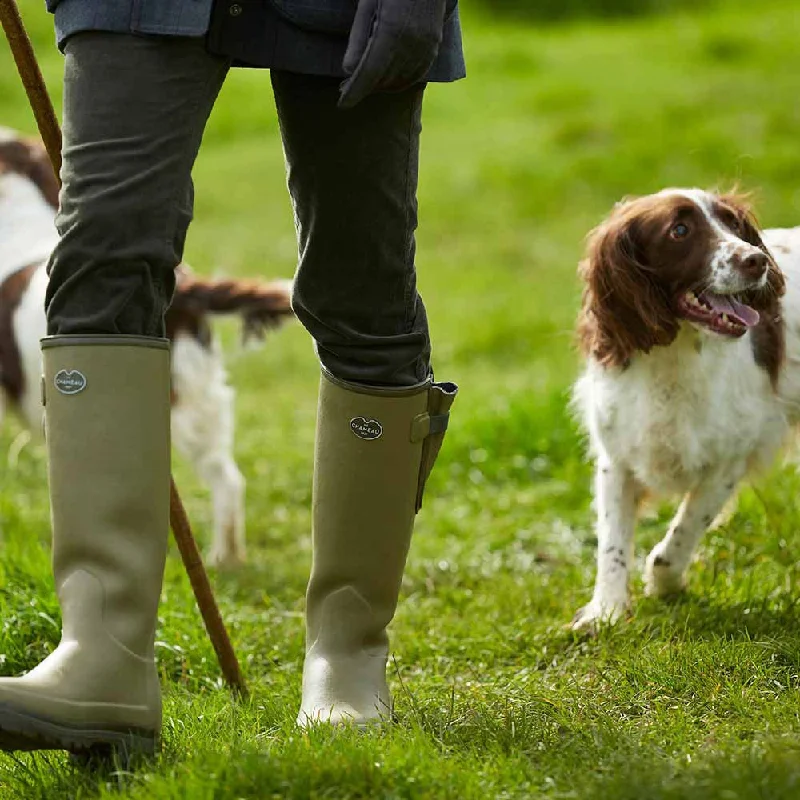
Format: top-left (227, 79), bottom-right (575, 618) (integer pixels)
top-left (0, 0), bottom-right (247, 697)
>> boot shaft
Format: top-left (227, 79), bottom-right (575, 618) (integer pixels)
top-left (307, 372), bottom-right (429, 643)
top-left (43, 336), bottom-right (171, 659)
top-left (306, 370), bottom-right (457, 648)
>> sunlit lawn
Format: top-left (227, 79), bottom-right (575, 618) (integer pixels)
top-left (2, 1), bottom-right (800, 796)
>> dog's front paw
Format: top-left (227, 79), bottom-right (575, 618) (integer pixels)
top-left (207, 543), bottom-right (246, 570)
top-left (570, 598), bottom-right (627, 631)
top-left (644, 546), bottom-right (685, 597)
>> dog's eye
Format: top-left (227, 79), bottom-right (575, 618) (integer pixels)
top-left (726, 214), bottom-right (742, 233)
top-left (670, 223), bottom-right (690, 240)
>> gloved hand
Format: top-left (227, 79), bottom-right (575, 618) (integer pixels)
top-left (338, 0), bottom-right (447, 109)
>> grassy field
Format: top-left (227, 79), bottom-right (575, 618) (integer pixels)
top-left (3, 1), bottom-right (800, 797)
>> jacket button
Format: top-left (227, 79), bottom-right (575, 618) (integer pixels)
top-left (229, 3), bottom-right (243, 15)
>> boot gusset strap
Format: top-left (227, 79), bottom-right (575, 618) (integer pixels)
top-left (408, 380), bottom-right (458, 442)
top-left (409, 410), bottom-right (450, 443)
top-left (414, 381), bottom-right (458, 513)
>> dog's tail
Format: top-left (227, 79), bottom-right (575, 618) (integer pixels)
top-left (168, 270), bottom-right (294, 342)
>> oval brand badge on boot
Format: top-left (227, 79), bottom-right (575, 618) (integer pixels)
top-left (350, 417), bottom-right (382, 441)
top-left (54, 369), bottom-right (87, 395)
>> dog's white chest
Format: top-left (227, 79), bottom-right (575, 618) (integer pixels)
top-left (0, 172), bottom-right (58, 282)
top-left (576, 330), bottom-right (784, 495)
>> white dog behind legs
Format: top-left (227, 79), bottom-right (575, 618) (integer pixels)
top-left (8, 268), bottom-right (247, 567)
top-left (165, 332), bottom-right (246, 567)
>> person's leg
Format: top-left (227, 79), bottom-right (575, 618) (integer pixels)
top-left (46, 33), bottom-right (229, 337)
top-left (271, 72), bottom-right (457, 726)
top-left (272, 71), bottom-right (431, 388)
top-left (0, 33), bottom-right (229, 759)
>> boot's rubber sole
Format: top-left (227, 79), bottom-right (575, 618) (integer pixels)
top-left (0, 703), bottom-right (157, 762)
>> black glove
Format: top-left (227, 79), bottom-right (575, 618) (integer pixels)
top-left (338, 0), bottom-right (448, 109)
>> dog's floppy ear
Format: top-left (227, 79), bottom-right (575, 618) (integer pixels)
top-left (577, 201), bottom-right (679, 368)
top-left (0, 134), bottom-right (59, 209)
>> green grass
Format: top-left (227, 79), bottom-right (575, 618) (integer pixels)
top-left (3, 1), bottom-right (800, 796)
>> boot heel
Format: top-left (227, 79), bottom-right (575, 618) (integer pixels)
top-left (70, 731), bottom-right (157, 772)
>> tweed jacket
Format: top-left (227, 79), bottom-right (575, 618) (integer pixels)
top-left (47, 0), bottom-right (466, 81)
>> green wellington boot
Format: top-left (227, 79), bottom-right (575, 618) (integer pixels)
top-left (297, 369), bottom-right (457, 726)
top-left (0, 336), bottom-right (170, 759)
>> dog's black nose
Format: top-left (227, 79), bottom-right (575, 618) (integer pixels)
top-left (737, 251), bottom-right (769, 280)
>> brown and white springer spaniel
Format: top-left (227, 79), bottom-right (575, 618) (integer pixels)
top-left (0, 127), bottom-right (295, 567)
top-left (572, 188), bottom-right (800, 628)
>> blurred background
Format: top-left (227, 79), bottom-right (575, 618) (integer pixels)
top-left (2, 1), bottom-right (800, 796)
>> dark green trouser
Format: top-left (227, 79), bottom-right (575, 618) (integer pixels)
top-left (46, 33), bottom-right (431, 387)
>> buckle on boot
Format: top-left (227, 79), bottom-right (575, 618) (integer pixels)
top-left (410, 412), bottom-right (450, 443)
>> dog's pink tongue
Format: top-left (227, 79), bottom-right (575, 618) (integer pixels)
top-left (702, 292), bottom-right (760, 327)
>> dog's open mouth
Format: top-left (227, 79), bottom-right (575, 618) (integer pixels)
top-left (676, 290), bottom-right (760, 337)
